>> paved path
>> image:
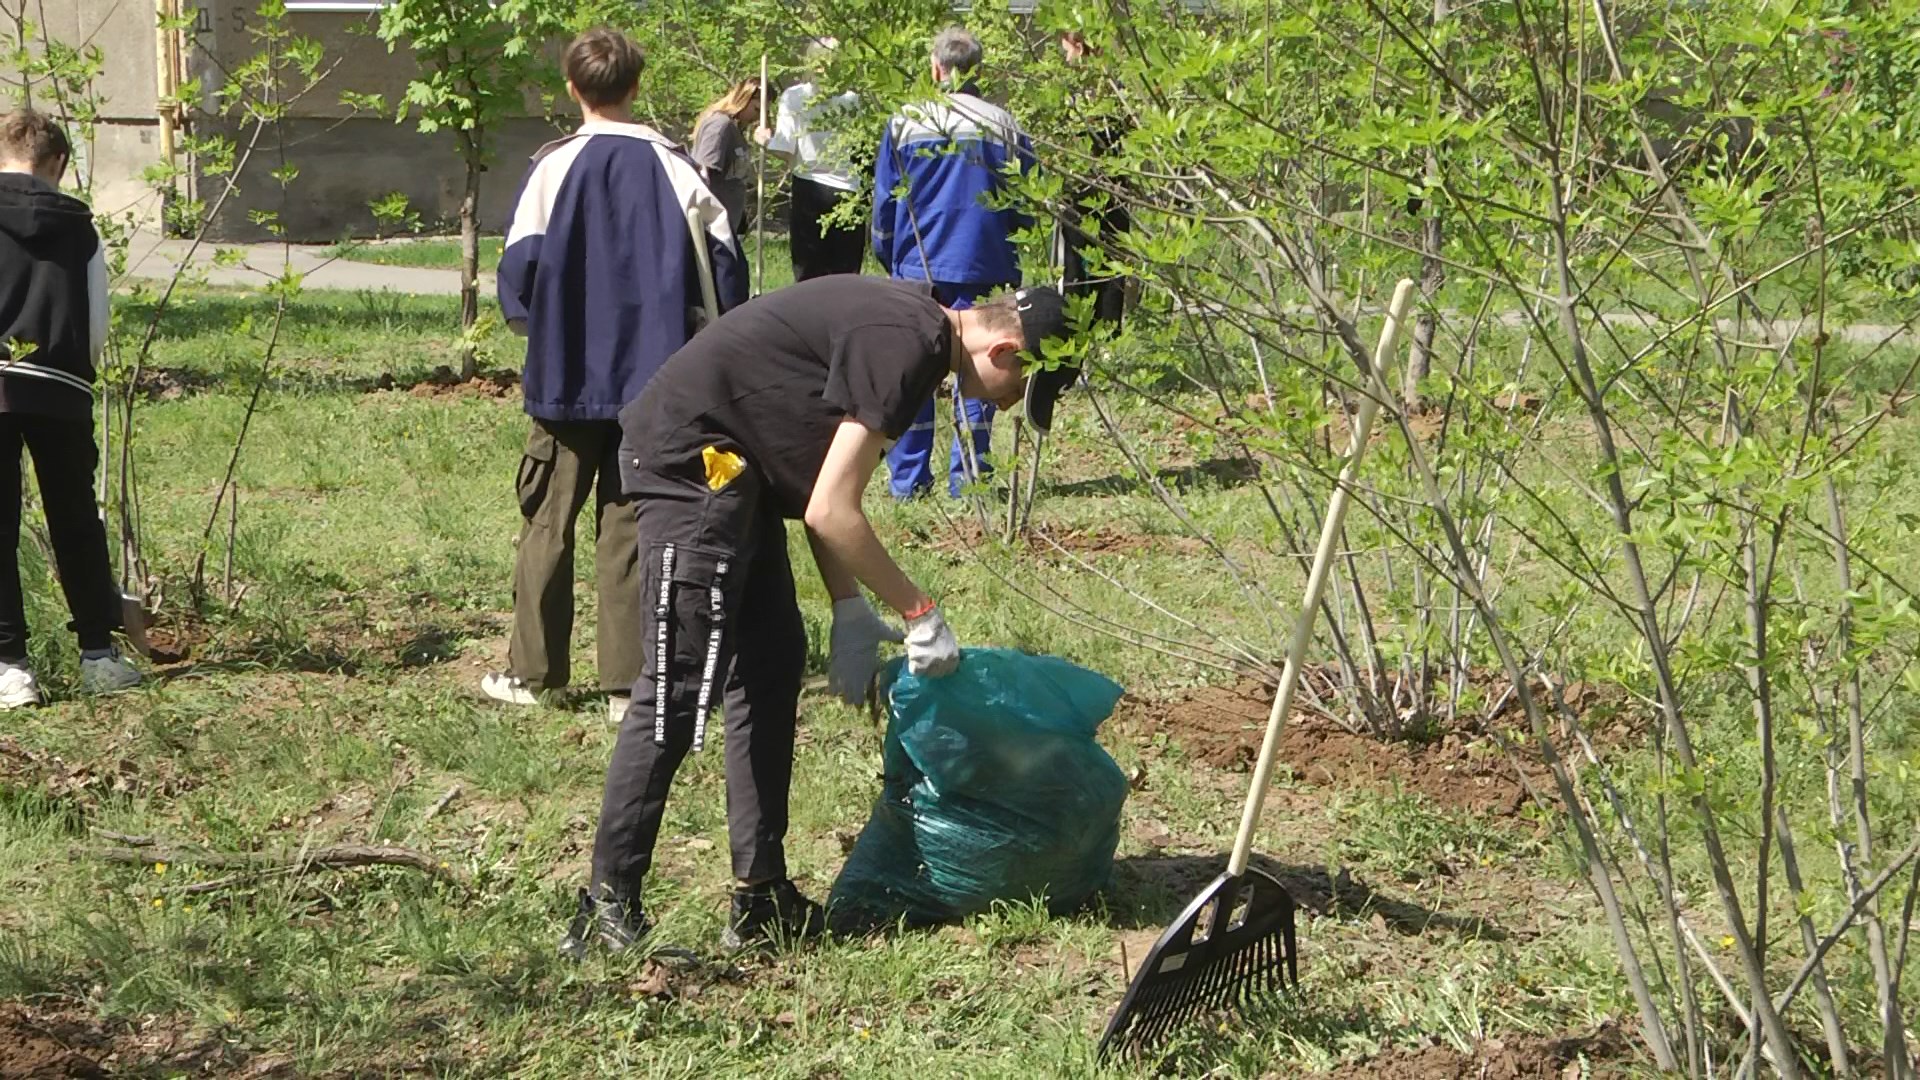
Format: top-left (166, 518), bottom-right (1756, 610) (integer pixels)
top-left (120, 232), bottom-right (484, 296)
top-left (115, 233), bottom-right (1920, 349)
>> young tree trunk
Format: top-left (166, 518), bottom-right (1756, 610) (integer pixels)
top-left (457, 134), bottom-right (482, 382)
top-left (1404, 0), bottom-right (1448, 414)
top-left (1405, 177), bottom-right (1441, 413)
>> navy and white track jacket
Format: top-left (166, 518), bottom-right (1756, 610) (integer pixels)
top-left (498, 121), bottom-right (747, 422)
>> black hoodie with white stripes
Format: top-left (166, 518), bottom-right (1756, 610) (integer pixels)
top-left (0, 172), bottom-right (106, 419)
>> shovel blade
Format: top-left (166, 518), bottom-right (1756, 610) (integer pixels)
top-left (119, 592), bottom-right (152, 659)
top-left (1098, 867), bottom-right (1299, 1060)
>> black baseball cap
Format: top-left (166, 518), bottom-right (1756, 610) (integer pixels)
top-left (1013, 285), bottom-right (1077, 433)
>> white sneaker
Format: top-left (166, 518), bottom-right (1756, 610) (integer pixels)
top-left (79, 650), bottom-right (142, 695)
top-left (481, 671), bottom-right (540, 706)
top-left (0, 662), bottom-right (42, 709)
top-left (608, 694), bottom-right (631, 725)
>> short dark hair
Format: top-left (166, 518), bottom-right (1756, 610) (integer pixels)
top-left (564, 28), bottom-right (644, 109)
top-left (972, 291), bottom-right (1024, 335)
top-left (0, 109), bottom-right (71, 174)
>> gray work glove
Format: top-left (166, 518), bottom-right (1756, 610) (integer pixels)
top-left (828, 596), bottom-right (904, 706)
top-left (905, 605), bottom-right (961, 678)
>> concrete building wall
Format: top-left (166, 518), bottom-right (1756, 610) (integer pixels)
top-left (42, 0), bottom-right (165, 228)
top-left (65, 1), bottom-right (566, 242)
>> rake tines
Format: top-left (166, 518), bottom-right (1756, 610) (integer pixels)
top-left (1097, 867), bottom-right (1299, 1059)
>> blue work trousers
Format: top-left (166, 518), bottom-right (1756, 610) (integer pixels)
top-left (886, 281), bottom-right (1002, 499)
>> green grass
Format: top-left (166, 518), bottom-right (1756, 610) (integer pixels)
top-left (328, 234), bottom-right (799, 294)
top-left (332, 236), bottom-right (505, 270)
top-left (3, 281), bottom-right (1860, 1076)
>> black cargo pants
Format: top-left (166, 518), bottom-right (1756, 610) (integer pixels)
top-left (589, 438), bottom-right (805, 897)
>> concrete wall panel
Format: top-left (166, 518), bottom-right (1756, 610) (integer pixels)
top-left (78, 0), bottom-right (162, 121)
top-left (201, 113), bottom-right (562, 241)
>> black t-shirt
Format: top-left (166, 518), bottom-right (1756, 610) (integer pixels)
top-left (619, 276), bottom-right (952, 518)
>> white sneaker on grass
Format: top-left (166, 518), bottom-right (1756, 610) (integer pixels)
top-left (608, 694), bottom-right (631, 726)
top-left (79, 649), bottom-right (142, 695)
top-left (0, 662), bottom-right (42, 709)
top-left (480, 671), bottom-right (540, 706)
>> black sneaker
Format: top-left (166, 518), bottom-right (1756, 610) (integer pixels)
top-left (721, 879), bottom-right (825, 952)
top-left (559, 886), bottom-right (652, 960)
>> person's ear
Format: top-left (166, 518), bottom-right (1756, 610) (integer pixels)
top-left (565, 80), bottom-right (583, 105)
top-left (987, 337), bottom-right (1022, 369)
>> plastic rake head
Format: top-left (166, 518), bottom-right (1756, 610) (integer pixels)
top-left (1097, 867), bottom-right (1299, 1060)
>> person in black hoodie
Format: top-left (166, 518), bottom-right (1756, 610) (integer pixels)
top-left (0, 109), bottom-right (140, 708)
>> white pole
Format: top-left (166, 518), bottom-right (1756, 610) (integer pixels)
top-left (1227, 279), bottom-right (1415, 876)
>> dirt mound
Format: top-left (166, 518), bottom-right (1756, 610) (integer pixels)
top-left (134, 368), bottom-right (220, 402)
top-left (1118, 681), bottom-right (1623, 819)
top-left (390, 366), bottom-right (519, 400)
top-left (0, 1007), bottom-right (106, 1079)
top-left (1314, 1024), bottom-right (1631, 1078)
top-left (139, 609), bottom-right (206, 666)
top-left (924, 519), bottom-right (1205, 558)
top-left (0, 735), bottom-right (200, 810)
top-left (0, 1004), bottom-right (271, 1079)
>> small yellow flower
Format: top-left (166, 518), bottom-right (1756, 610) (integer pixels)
top-left (858, 1028), bottom-right (872, 1041)
top-left (152, 898), bottom-right (164, 908)
top-left (153, 862), bottom-right (167, 876)
top-left (1720, 935), bottom-right (1736, 949)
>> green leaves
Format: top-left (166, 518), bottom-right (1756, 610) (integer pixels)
top-left (375, 0), bottom-right (567, 159)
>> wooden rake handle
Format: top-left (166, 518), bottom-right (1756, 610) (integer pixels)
top-left (1227, 278), bottom-right (1416, 877)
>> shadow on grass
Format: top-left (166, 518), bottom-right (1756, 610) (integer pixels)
top-left (119, 290), bottom-right (461, 341)
top-left (153, 619), bottom-right (472, 682)
top-left (1043, 456), bottom-right (1262, 498)
top-left (1104, 853), bottom-right (1509, 942)
top-left (1111, 991), bottom-right (1384, 1075)
top-left (135, 364), bottom-right (524, 402)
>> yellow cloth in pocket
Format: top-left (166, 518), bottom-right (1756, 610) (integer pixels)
top-left (703, 446), bottom-right (746, 491)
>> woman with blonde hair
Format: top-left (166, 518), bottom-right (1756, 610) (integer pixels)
top-left (690, 79), bottom-right (761, 235)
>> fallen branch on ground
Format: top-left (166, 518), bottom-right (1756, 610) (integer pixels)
top-left (84, 837), bottom-right (467, 888)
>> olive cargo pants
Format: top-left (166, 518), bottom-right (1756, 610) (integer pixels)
top-left (508, 419), bottom-right (643, 693)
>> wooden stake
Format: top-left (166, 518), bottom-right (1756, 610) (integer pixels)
top-left (755, 53), bottom-right (768, 294)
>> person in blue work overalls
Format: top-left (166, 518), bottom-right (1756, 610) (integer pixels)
top-left (871, 25), bottom-right (1034, 499)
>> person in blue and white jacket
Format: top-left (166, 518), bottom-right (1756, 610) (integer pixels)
top-left (873, 26), bottom-right (1034, 500)
top-left (486, 28), bottom-right (747, 720)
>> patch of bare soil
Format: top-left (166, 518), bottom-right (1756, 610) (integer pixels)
top-left (138, 608), bottom-right (206, 666)
top-left (388, 366), bottom-right (519, 400)
top-left (923, 519), bottom-right (1206, 558)
top-left (0, 1007), bottom-right (104, 1080)
top-left (133, 368), bottom-right (220, 402)
top-left (0, 736), bottom-right (200, 808)
top-left (0, 1004), bottom-right (272, 1079)
top-left (1309, 1023), bottom-right (1632, 1079)
top-left (1117, 680), bottom-right (1631, 820)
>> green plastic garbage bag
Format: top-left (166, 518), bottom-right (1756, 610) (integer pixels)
top-left (828, 649), bottom-right (1129, 928)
